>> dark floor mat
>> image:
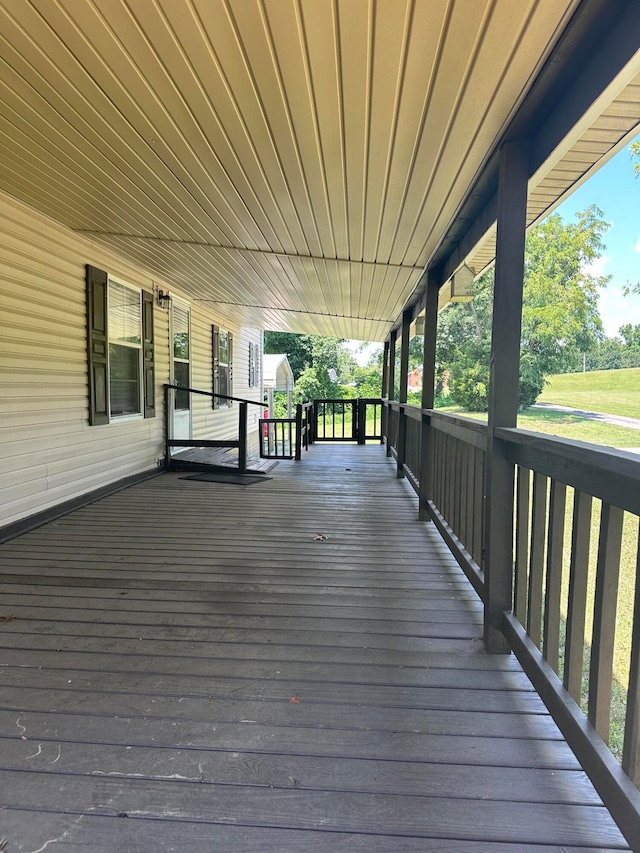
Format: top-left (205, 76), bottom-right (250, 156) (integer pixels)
top-left (181, 472), bottom-right (272, 485)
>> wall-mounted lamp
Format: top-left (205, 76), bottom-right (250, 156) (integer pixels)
top-left (157, 288), bottom-right (171, 310)
top-left (449, 263), bottom-right (475, 302)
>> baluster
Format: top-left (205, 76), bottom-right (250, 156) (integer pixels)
top-left (564, 490), bottom-right (592, 702)
top-left (588, 502), bottom-right (624, 743)
top-left (622, 526), bottom-right (640, 784)
top-left (472, 447), bottom-right (484, 567)
top-left (527, 472), bottom-right (548, 648)
top-left (465, 443), bottom-right (474, 557)
top-left (543, 479), bottom-right (567, 672)
top-left (514, 466), bottom-right (531, 624)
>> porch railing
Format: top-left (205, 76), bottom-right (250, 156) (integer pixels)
top-left (314, 398), bottom-right (383, 443)
top-left (383, 400), bottom-right (640, 845)
top-left (259, 402), bottom-right (313, 460)
top-left (164, 384), bottom-right (264, 474)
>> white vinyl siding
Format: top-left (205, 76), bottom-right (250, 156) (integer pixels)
top-left (191, 319), bottom-right (262, 457)
top-left (0, 190), bottom-right (263, 527)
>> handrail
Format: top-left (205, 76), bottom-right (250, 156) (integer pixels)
top-left (164, 383), bottom-right (264, 407)
top-left (164, 383), bottom-right (256, 474)
top-left (497, 426), bottom-right (640, 516)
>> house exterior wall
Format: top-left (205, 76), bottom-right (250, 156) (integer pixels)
top-left (190, 314), bottom-right (262, 455)
top-left (0, 191), bottom-right (262, 528)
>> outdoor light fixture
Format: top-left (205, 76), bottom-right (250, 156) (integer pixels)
top-left (156, 288), bottom-right (171, 310)
top-left (449, 263), bottom-right (475, 302)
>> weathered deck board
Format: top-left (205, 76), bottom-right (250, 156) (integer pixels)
top-left (0, 444), bottom-right (629, 850)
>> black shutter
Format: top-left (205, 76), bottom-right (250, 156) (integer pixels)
top-left (86, 265), bottom-right (109, 425)
top-left (227, 331), bottom-right (233, 407)
top-left (212, 324), bottom-right (220, 409)
top-left (142, 289), bottom-right (155, 418)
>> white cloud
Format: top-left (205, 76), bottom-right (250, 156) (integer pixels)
top-left (582, 255), bottom-right (610, 277)
top-left (634, 235), bottom-right (640, 253)
top-left (598, 283), bottom-right (640, 337)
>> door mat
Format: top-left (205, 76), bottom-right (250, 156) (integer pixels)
top-left (181, 472), bottom-right (272, 486)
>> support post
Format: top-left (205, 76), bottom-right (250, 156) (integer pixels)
top-left (381, 340), bottom-right (390, 398)
top-left (418, 271), bottom-right (440, 520)
top-left (484, 140), bottom-right (530, 653)
top-left (386, 332), bottom-right (397, 457)
top-left (238, 402), bottom-right (248, 475)
top-left (381, 339), bottom-right (390, 443)
top-left (396, 309), bottom-right (411, 478)
top-left (295, 403), bottom-right (303, 460)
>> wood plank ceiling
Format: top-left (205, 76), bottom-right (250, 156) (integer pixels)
top-left (0, 0), bottom-right (609, 340)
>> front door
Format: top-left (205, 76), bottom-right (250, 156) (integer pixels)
top-left (171, 300), bottom-right (191, 444)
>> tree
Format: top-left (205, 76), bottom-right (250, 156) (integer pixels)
top-left (630, 139), bottom-right (640, 177)
top-left (263, 332), bottom-right (312, 380)
top-left (437, 205), bottom-right (610, 411)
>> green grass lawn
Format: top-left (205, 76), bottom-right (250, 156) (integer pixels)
top-left (539, 367), bottom-right (640, 419)
top-left (438, 404), bottom-right (640, 449)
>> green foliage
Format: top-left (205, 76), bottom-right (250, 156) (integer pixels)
top-left (263, 332), bottom-right (313, 380)
top-left (353, 364), bottom-right (383, 398)
top-left (264, 332), bottom-right (358, 400)
top-left (630, 139), bottom-right (640, 177)
top-left (271, 391), bottom-right (290, 418)
top-left (437, 206), bottom-right (610, 411)
top-left (293, 366), bottom-right (340, 403)
top-left (583, 325), bottom-right (640, 371)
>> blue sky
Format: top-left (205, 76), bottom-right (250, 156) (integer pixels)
top-left (554, 135), bottom-right (640, 336)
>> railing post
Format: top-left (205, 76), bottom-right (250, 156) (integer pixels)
top-left (238, 401), bottom-right (248, 474)
top-left (484, 140), bottom-right (530, 653)
top-left (396, 309), bottom-right (411, 477)
top-left (295, 403), bottom-right (303, 460)
top-left (357, 399), bottom-right (366, 444)
top-left (163, 384), bottom-right (171, 471)
top-left (418, 271), bottom-right (440, 520)
top-left (308, 403), bottom-right (315, 444)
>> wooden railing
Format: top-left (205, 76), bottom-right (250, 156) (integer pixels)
top-left (164, 384), bottom-right (263, 474)
top-left (314, 398), bottom-right (383, 443)
top-left (383, 400), bottom-right (640, 844)
top-left (259, 402), bottom-right (313, 460)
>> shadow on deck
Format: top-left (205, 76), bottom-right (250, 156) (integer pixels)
top-left (0, 445), bottom-right (628, 850)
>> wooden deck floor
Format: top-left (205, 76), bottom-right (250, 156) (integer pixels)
top-left (0, 445), bottom-right (629, 851)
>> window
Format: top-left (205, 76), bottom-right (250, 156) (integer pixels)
top-left (248, 342), bottom-right (259, 388)
top-left (108, 280), bottom-right (142, 417)
top-left (86, 265), bottom-right (155, 425)
top-left (172, 301), bottom-right (190, 411)
top-left (212, 325), bottom-right (233, 409)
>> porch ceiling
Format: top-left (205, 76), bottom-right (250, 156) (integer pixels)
top-left (0, 0), bottom-right (637, 339)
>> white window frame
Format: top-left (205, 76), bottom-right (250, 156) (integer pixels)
top-left (108, 276), bottom-right (144, 421)
top-left (170, 298), bottom-right (191, 402)
top-left (219, 329), bottom-right (231, 407)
